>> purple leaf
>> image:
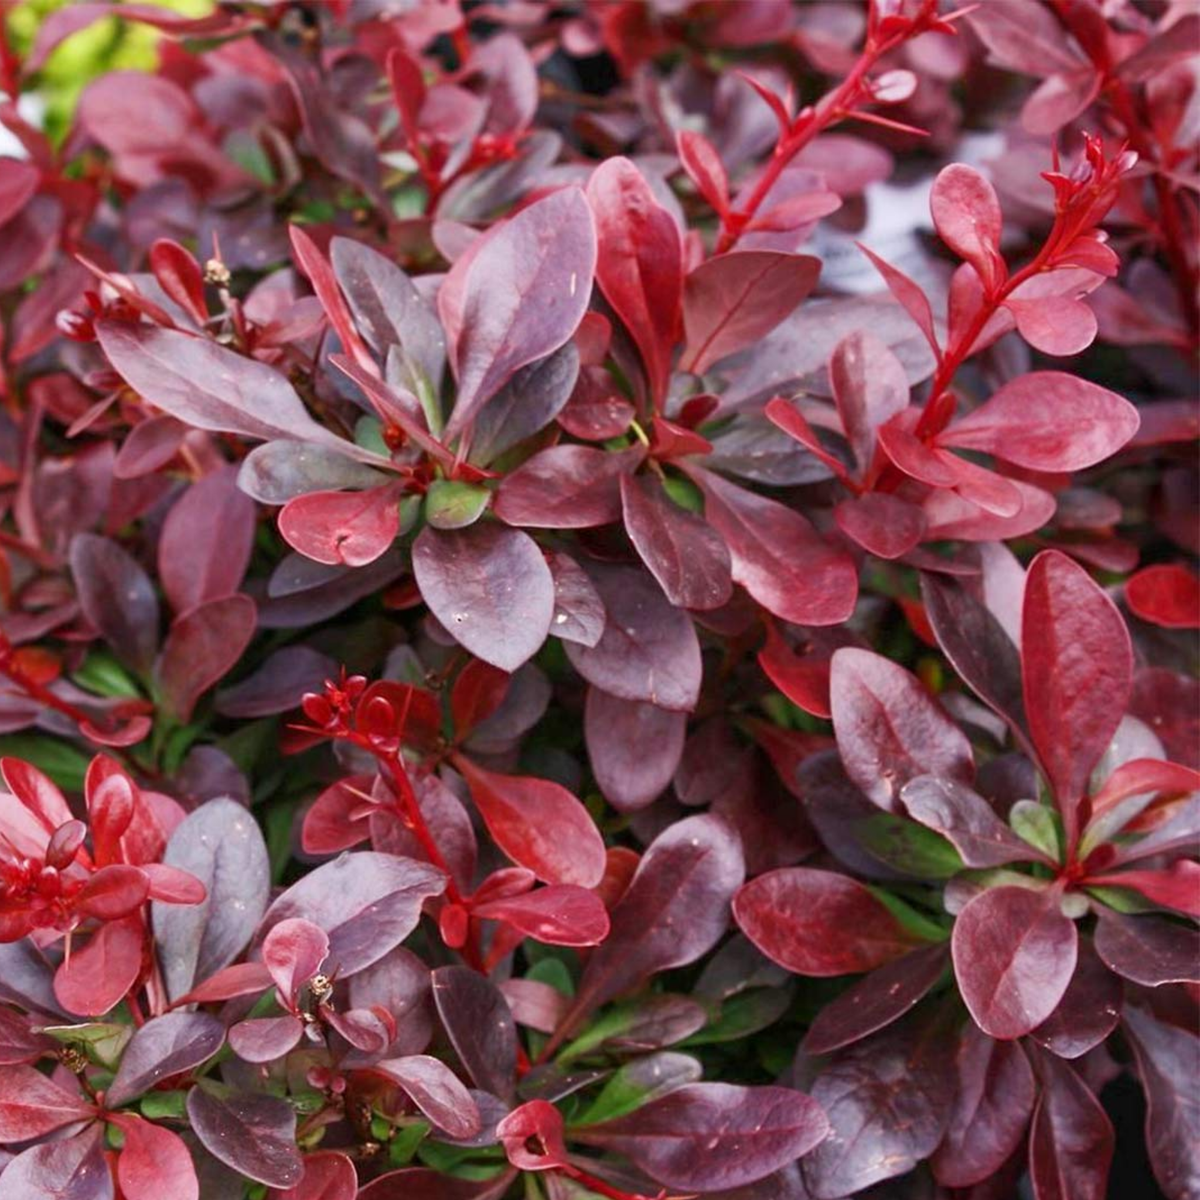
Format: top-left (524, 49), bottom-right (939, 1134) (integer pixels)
top-left (237, 441), bottom-right (390, 505)
top-left (951, 885), bottom-right (1078, 1040)
top-left (431, 966), bottom-right (518, 1101)
top-left (494, 445), bottom-right (640, 529)
top-left (375, 1056), bottom-right (481, 1139)
top-left (153, 798), bottom-right (270, 1002)
top-left (155, 594), bottom-right (257, 722)
top-left (1028, 1051), bottom-right (1114, 1200)
top-left (584, 687), bottom-right (686, 812)
top-left (442, 188), bottom-right (596, 442)
top-left (563, 563), bottom-right (702, 712)
top-left (186, 1087), bottom-right (303, 1190)
top-left (0, 1125), bottom-right (112, 1200)
top-left (413, 524), bottom-right (554, 672)
top-left (257, 851), bottom-right (445, 978)
top-left (830, 648), bottom-right (974, 812)
top-left (158, 464), bottom-right (256, 614)
top-left (69, 533), bottom-right (159, 673)
top-left (1029, 939), bottom-right (1122, 1059)
top-left (546, 551), bottom-right (606, 647)
top-left (619, 474), bottom-right (732, 611)
top-left (1093, 910), bottom-right (1200, 986)
top-left (107, 1011), bottom-right (225, 1107)
top-left (578, 1083), bottom-right (829, 1191)
top-left (828, 330), bottom-right (910, 473)
top-left (0, 1064), bottom-right (93, 1140)
top-left (931, 1024), bottom-right (1036, 1188)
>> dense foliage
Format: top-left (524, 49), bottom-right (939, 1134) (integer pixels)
top-left (0, 1), bottom-right (1196, 1198)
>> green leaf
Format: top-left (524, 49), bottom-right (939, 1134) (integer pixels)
top-left (424, 480), bottom-right (490, 530)
top-left (858, 813), bottom-right (963, 878)
top-left (0, 736), bottom-right (90, 791)
top-left (140, 1090), bottom-right (188, 1121)
top-left (662, 475), bottom-right (704, 514)
top-left (526, 956), bottom-right (575, 997)
top-left (355, 416), bottom-right (390, 457)
top-left (1010, 800), bottom-right (1061, 861)
top-left (868, 888), bottom-right (948, 943)
top-left (680, 987), bottom-right (792, 1047)
top-left (71, 652), bottom-right (142, 698)
top-left (42, 1022), bottom-right (131, 1070)
top-left (388, 1120), bottom-right (429, 1165)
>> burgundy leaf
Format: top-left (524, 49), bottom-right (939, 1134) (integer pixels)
top-left (1029, 938), bottom-right (1122, 1059)
top-left (951, 885), bottom-right (1078, 1039)
top-left (472, 884), bottom-right (609, 947)
top-left (269, 1152), bottom-right (357, 1200)
top-left (375, 1055), bottom-right (481, 1139)
top-left (735, 867), bottom-right (928, 977)
top-left (1028, 1051), bottom-right (1114, 1200)
top-left (107, 1011), bottom-right (224, 1107)
top-left (186, 1087), bottom-right (303, 1190)
top-left (1021, 549), bottom-right (1133, 824)
top-left (619, 474), bottom-right (732, 610)
top-left (834, 492), bottom-right (927, 560)
top-left (828, 330), bottom-right (910, 472)
top-left (455, 757), bottom-right (605, 888)
top-left (563, 562), bottom-right (702, 712)
top-left (584, 687), bottom-right (686, 812)
top-left (237, 441), bottom-right (390, 505)
top-left (155, 594), bottom-right (257, 722)
top-left (578, 1083), bottom-right (829, 1191)
top-left (0, 1124), bottom-right (110, 1200)
top-left (687, 465), bottom-right (857, 626)
top-left (566, 815), bottom-right (744, 1026)
top-left (681, 251), bottom-right (821, 374)
top-left (830, 648), bottom-right (974, 812)
top-left (442, 188), bottom-right (596, 441)
top-left (931, 1025), bottom-right (1036, 1188)
top-left (801, 943), bottom-right (948, 1054)
top-left (494, 444), bottom-right (639, 529)
top-left (228, 1016), bottom-right (303, 1064)
top-left (262, 917), bottom-right (329, 1003)
top-left (413, 524), bottom-right (554, 672)
top-left (1093, 910), bottom-right (1200, 986)
top-left (587, 157), bottom-right (683, 403)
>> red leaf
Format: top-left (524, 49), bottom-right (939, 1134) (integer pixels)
top-left (148, 239), bottom-right (207, 327)
top-left (455, 757), bottom-right (605, 888)
top-left (289, 225), bottom-right (375, 375)
top-left (586, 157), bottom-right (683, 404)
top-left (834, 493), bottom-right (926, 559)
top-left (1126, 564), bottom-right (1200, 629)
top-left (940, 372), bottom-right (1139, 472)
top-left (930, 164), bottom-right (1003, 285)
top-left (76, 863), bottom-right (150, 920)
top-left (1087, 861), bottom-right (1200, 917)
top-left (111, 1114), bottom-right (199, 1200)
top-left (681, 250), bottom-right (821, 374)
top-left (263, 917), bottom-right (330, 1004)
top-left (1021, 550), bottom-right (1133, 821)
top-left (734, 867), bottom-right (927, 976)
top-left (951, 885), bottom-right (1078, 1039)
top-left (0, 1064), bottom-right (92, 1141)
top-left (54, 913), bottom-right (145, 1016)
top-left (270, 1151), bottom-right (358, 1200)
top-left (472, 885), bottom-right (610, 947)
top-left (686, 465), bottom-right (857, 627)
top-left (496, 1100), bottom-right (571, 1172)
top-left (278, 485), bottom-right (402, 568)
top-left (677, 130), bottom-right (729, 216)
top-left (1004, 295), bottom-right (1098, 356)
top-left (494, 444), bottom-right (641, 529)
top-left (1, 757), bottom-right (74, 835)
top-left (451, 660), bottom-right (510, 738)
top-left (829, 330), bottom-right (910, 473)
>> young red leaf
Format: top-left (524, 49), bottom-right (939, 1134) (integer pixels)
top-left (686, 465), bottom-right (858, 627)
top-left (278, 485), bottom-right (402, 568)
top-left (677, 130), bottom-right (729, 216)
top-left (472, 884), bottom-right (610, 947)
top-left (619, 474), bottom-right (732, 610)
top-left (680, 250), bottom-right (821, 374)
top-left (263, 917), bottom-right (329, 1004)
top-left (75, 863), bottom-right (150, 920)
top-left (940, 373), bottom-right (1139, 471)
top-left (1022, 549), bottom-right (1133, 821)
top-left (930, 164), bottom-right (1003, 285)
top-left (834, 492), bottom-right (927, 559)
top-left (155, 594), bottom-right (257, 723)
top-left (442, 188), bottom-right (596, 442)
top-left (110, 1114), bottom-right (199, 1200)
top-left (1, 758), bottom-right (74, 835)
top-left (159, 465), bottom-right (256, 613)
top-left (148, 239), bottom-right (207, 326)
top-left (0, 1064), bottom-right (92, 1140)
top-left (1004, 295), bottom-right (1098, 356)
top-left (830, 648), bottom-right (974, 811)
top-left (586, 157), bottom-right (683, 404)
top-left (289, 225), bottom-right (375, 375)
top-left (856, 242), bottom-right (940, 355)
top-left (578, 1083), bottom-right (829, 1191)
top-left (1125, 563), bottom-right (1200, 629)
top-left (54, 913), bottom-right (145, 1017)
top-left (1087, 861), bottom-right (1200, 917)
top-left (931, 1025), bottom-right (1036, 1188)
top-left (951, 885), bottom-right (1078, 1039)
top-left (413, 524), bottom-right (554, 672)
top-left (734, 867), bottom-right (928, 976)
top-left (496, 1100), bottom-right (571, 1172)
top-left (455, 757), bottom-right (605, 888)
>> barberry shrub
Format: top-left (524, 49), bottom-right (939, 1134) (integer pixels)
top-left (0, 1), bottom-right (1196, 1198)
